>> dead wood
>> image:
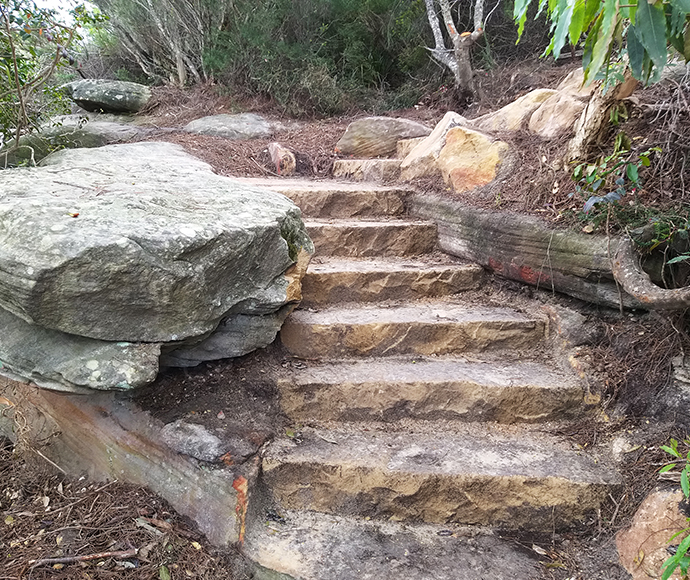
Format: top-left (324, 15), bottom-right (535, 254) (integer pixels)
top-left (613, 236), bottom-right (690, 309)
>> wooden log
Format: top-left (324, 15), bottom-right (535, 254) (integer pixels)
top-left (410, 194), bottom-right (641, 309)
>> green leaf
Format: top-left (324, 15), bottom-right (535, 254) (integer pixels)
top-left (548, 0), bottom-right (575, 58)
top-left (662, 554), bottom-right (679, 580)
top-left (675, 532), bottom-right (690, 559)
top-left (667, 253), bottom-right (690, 265)
top-left (514, 0), bottom-right (533, 40)
top-left (670, 0), bottom-right (690, 13)
top-left (662, 444), bottom-right (682, 458)
top-left (626, 163), bottom-right (639, 182)
top-left (627, 24), bottom-right (645, 79)
top-left (569, 0), bottom-right (586, 45)
top-left (682, 467), bottom-right (690, 498)
top-left (588, 0), bottom-right (619, 81)
top-left (640, 155), bottom-right (651, 166)
top-left (159, 565), bottom-right (171, 580)
top-left (659, 463), bottom-right (677, 473)
top-left (636, 0), bottom-right (668, 73)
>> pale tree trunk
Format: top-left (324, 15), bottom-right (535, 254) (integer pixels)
top-left (424, 0), bottom-right (484, 103)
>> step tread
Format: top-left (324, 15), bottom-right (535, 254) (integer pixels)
top-left (306, 256), bottom-right (482, 275)
top-left (284, 356), bottom-right (579, 390)
top-left (265, 425), bottom-right (618, 484)
top-left (234, 177), bottom-right (414, 195)
top-left (305, 218), bottom-right (433, 227)
top-left (277, 356), bottom-right (586, 424)
top-left (244, 509), bottom-right (541, 580)
top-left (289, 302), bottom-right (540, 326)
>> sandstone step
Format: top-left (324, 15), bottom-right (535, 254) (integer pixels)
top-left (306, 219), bottom-right (437, 258)
top-left (300, 257), bottom-right (483, 307)
top-left (261, 426), bottom-right (621, 531)
top-left (397, 136), bottom-right (426, 159)
top-left (234, 177), bottom-right (410, 218)
top-left (280, 302), bottom-right (545, 359)
top-left (333, 158), bottom-right (402, 182)
top-left (277, 357), bottom-right (587, 423)
top-left (243, 509), bottom-right (541, 580)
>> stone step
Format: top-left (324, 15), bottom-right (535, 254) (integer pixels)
top-left (277, 357), bottom-right (587, 424)
top-left (261, 426), bottom-right (621, 531)
top-left (300, 257), bottom-right (483, 307)
top-left (280, 301), bottom-right (545, 359)
top-left (233, 177), bottom-right (411, 218)
top-left (305, 219), bottom-right (437, 258)
top-left (243, 509), bottom-right (541, 580)
top-left (397, 136), bottom-right (426, 159)
top-left (332, 158), bottom-right (402, 182)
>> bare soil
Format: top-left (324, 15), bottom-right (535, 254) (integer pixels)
top-left (2, 58), bottom-right (689, 579)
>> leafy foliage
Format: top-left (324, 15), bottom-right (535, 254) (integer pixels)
top-left (202, 0), bottom-right (432, 116)
top-left (0, 1), bottom-right (95, 160)
top-left (659, 437), bottom-right (690, 580)
top-left (514, 0), bottom-right (690, 83)
top-left (572, 131), bottom-right (660, 214)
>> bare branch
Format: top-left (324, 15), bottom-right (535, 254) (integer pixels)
top-left (424, 0), bottom-right (448, 52)
top-left (438, 0), bottom-right (459, 39)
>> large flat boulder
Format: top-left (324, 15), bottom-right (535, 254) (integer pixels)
top-left (0, 142), bottom-right (313, 390)
top-left (183, 113), bottom-right (273, 139)
top-left (335, 117), bottom-right (431, 158)
top-left (0, 117), bottom-right (149, 167)
top-left (62, 79), bottom-right (151, 113)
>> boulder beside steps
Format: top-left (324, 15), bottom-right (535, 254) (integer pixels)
top-left (248, 177), bottom-right (620, 577)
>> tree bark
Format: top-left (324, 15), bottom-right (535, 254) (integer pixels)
top-left (425, 0), bottom-right (484, 103)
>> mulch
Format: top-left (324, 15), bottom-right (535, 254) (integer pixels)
top-left (0, 443), bottom-right (242, 580)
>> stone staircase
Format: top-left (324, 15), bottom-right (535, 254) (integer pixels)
top-left (235, 177), bottom-right (621, 580)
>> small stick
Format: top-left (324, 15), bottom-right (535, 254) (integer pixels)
top-left (29, 547), bottom-right (137, 568)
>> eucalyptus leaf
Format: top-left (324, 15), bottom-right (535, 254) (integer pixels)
top-left (635, 0), bottom-right (668, 72)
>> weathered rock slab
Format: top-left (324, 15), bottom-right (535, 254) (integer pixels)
top-left (332, 158), bottom-right (401, 182)
top-left (262, 425), bottom-right (621, 530)
top-left (474, 89), bottom-right (558, 132)
top-left (306, 219), bottom-right (437, 258)
top-left (0, 305), bottom-right (160, 393)
top-left (183, 113), bottom-right (272, 139)
top-left (0, 380), bottom-right (248, 547)
top-left (280, 301), bottom-right (545, 359)
top-left (335, 117), bottom-right (431, 158)
top-left (0, 141), bottom-right (313, 390)
top-left (300, 257), bottom-right (482, 307)
top-left (400, 111), bottom-right (468, 181)
top-left (233, 178), bottom-right (409, 219)
top-left (0, 115), bottom-right (151, 168)
top-left (62, 79), bottom-right (151, 113)
top-left (528, 92), bottom-right (587, 139)
top-left (277, 356), bottom-right (586, 423)
top-left (0, 141), bottom-right (312, 343)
